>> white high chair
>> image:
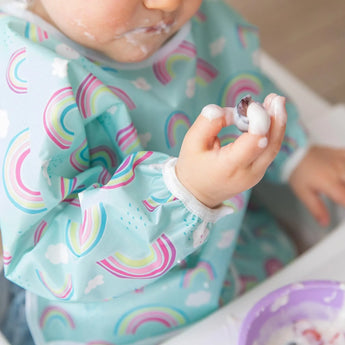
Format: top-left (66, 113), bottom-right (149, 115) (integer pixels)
top-left (0, 44), bottom-right (344, 345)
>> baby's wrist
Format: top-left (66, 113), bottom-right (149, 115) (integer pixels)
top-left (163, 158), bottom-right (232, 223)
top-left (175, 161), bottom-right (220, 209)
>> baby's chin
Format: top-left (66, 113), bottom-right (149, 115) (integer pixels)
top-left (100, 34), bottom-right (174, 64)
top-left (100, 39), bottom-right (161, 63)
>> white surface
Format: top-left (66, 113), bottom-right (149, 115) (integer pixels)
top-left (162, 220), bottom-right (345, 345)
top-left (0, 334), bottom-right (9, 345)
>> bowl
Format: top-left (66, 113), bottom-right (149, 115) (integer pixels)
top-left (238, 280), bottom-right (345, 345)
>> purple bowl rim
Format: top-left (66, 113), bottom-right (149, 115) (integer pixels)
top-left (238, 279), bottom-right (344, 345)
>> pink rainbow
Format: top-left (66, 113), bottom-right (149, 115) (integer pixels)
top-left (97, 234), bottom-right (176, 279)
top-left (165, 112), bottom-right (191, 148)
top-left (39, 306), bottom-right (76, 329)
top-left (196, 58), bottom-right (218, 85)
top-left (34, 220), bottom-right (48, 245)
top-left (153, 40), bottom-right (197, 84)
top-left (102, 151), bottom-right (153, 190)
top-left (3, 129), bottom-right (46, 213)
top-left (108, 85), bottom-right (136, 110)
top-left (128, 311), bottom-right (178, 334)
top-left (181, 261), bottom-right (215, 288)
top-left (115, 123), bottom-right (140, 154)
top-left (3, 251), bottom-right (12, 265)
top-left (43, 87), bottom-right (76, 149)
top-left (6, 47), bottom-right (28, 94)
top-left (36, 270), bottom-right (74, 300)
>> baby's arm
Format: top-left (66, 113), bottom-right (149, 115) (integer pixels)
top-left (176, 93), bottom-right (287, 208)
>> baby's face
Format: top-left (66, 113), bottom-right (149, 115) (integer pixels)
top-left (30, 0), bottom-right (202, 63)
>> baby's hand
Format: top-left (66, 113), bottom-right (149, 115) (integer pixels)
top-left (176, 93), bottom-right (287, 208)
top-left (289, 146), bottom-right (345, 226)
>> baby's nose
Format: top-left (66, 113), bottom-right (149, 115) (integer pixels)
top-left (143, 0), bottom-right (183, 12)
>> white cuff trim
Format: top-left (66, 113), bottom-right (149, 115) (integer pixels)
top-left (162, 158), bottom-right (234, 223)
top-left (281, 146), bottom-right (309, 182)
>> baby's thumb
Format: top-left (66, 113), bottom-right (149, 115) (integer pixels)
top-left (188, 104), bottom-right (232, 149)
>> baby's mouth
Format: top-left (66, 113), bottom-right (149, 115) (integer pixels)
top-left (114, 18), bottom-right (176, 39)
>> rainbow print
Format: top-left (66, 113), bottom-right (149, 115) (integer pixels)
top-left (223, 193), bottom-right (245, 213)
top-left (153, 40), bottom-right (197, 85)
top-left (219, 72), bottom-right (263, 107)
top-left (165, 111), bottom-right (191, 149)
top-left (196, 58), bottom-right (218, 86)
top-left (6, 47), bottom-right (28, 94)
top-left (96, 166), bottom-right (112, 186)
top-left (181, 261), bottom-right (216, 288)
top-left (97, 234), bottom-right (176, 279)
top-left (34, 220), bottom-right (48, 246)
top-left (102, 151), bottom-right (153, 190)
top-left (2, 251), bottom-right (12, 266)
top-left (90, 145), bottom-right (117, 170)
top-left (62, 192), bottom-right (81, 208)
top-left (66, 202), bottom-right (107, 257)
top-left (62, 184), bottom-right (85, 207)
top-left (3, 128), bottom-right (47, 214)
top-left (281, 136), bottom-right (298, 155)
top-left (60, 177), bottom-right (78, 200)
top-left (107, 85), bottom-right (136, 110)
top-left (43, 87), bottom-right (77, 149)
top-left (219, 133), bottom-right (239, 146)
top-left (25, 22), bottom-right (49, 42)
top-left (76, 73), bottom-right (115, 119)
top-left (236, 24), bottom-right (258, 48)
top-left (115, 123), bottom-right (141, 155)
top-left (70, 139), bottom-right (89, 172)
top-left (39, 306), bottom-right (75, 330)
top-left (142, 193), bottom-right (177, 212)
top-left (36, 270), bottom-right (74, 300)
top-left (114, 305), bottom-right (188, 335)
top-left (193, 10), bottom-right (207, 23)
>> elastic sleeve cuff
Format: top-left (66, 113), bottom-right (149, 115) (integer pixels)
top-left (162, 158), bottom-right (234, 223)
top-left (281, 145), bottom-right (310, 182)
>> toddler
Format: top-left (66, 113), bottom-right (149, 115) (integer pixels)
top-left (1, 0), bottom-right (345, 344)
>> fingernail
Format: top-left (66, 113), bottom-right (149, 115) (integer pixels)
top-left (273, 96), bottom-right (287, 126)
top-left (201, 104), bottom-right (224, 121)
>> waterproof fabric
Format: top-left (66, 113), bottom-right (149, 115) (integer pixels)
top-left (0, 0), bottom-right (307, 344)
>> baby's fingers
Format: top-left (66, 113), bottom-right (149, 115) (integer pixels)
top-left (221, 132), bottom-right (269, 167)
top-left (253, 95), bottom-right (287, 170)
top-left (297, 187), bottom-right (330, 226)
top-left (186, 104), bottom-right (230, 150)
top-left (187, 103), bottom-right (270, 166)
